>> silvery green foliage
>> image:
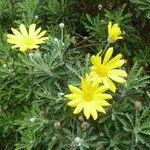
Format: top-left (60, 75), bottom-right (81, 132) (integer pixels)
top-left (0, 0), bottom-right (150, 150)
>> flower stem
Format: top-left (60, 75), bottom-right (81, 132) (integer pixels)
top-left (101, 42), bottom-right (110, 56)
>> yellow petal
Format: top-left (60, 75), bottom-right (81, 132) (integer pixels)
top-left (94, 93), bottom-right (112, 99)
top-left (19, 24), bottom-right (28, 38)
top-left (11, 28), bottom-right (24, 39)
top-left (91, 109), bottom-right (98, 120)
top-left (7, 34), bottom-right (16, 39)
top-left (108, 75), bottom-right (126, 83)
top-left (29, 24), bottom-right (36, 38)
top-left (73, 102), bottom-right (85, 114)
top-left (95, 85), bottom-right (108, 93)
top-left (83, 104), bottom-right (91, 119)
top-left (28, 45), bottom-right (40, 49)
top-left (91, 55), bottom-right (101, 66)
top-left (108, 21), bottom-right (112, 34)
top-left (103, 47), bottom-right (113, 64)
top-left (108, 60), bottom-right (125, 69)
top-left (64, 94), bottom-right (81, 100)
top-left (12, 45), bottom-right (20, 49)
top-left (67, 99), bottom-right (81, 107)
top-left (102, 77), bottom-right (116, 92)
top-left (116, 36), bottom-right (123, 40)
top-left (20, 46), bottom-right (28, 52)
top-left (106, 54), bottom-right (122, 67)
top-left (96, 100), bottom-right (110, 106)
top-left (34, 27), bottom-right (41, 36)
top-left (108, 69), bottom-right (127, 77)
top-left (96, 105), bottom-right (106, 113)
top-left (37, 30), bottom-right (46, 39)
top-left (68, 84), bottom-right (82, 94)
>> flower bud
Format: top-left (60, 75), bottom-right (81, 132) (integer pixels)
top-left (35, 15), bottom-right (39, 20)
top-left (54, 121), bottom-right (61, 129)
top-left (100, 20), bottom-right (105, 24)
top-left (122, 30), bottom-right (126, 35)
top-left (30, 117), bottom-right (37, 123)
top-left (81, 121), bottom-right (90, 130)
top-left (96, 145), bottom-right (105, 150)
top-left (2, 64), bottom-right (7, 68)
top-left (98, 4), bottom-right (103, 10)
top-left (51, 136), bottom-right (57, 142)
top-left (54, 38), bottom-right (59, 43)
top-left (78, 116), bottom-right (84, 122)
top-left (59, 23), bottom-right (65, 29)
top-left (83, 36), bottom-right (88, 41)
top-left (28, 52), bottom-right (34, 58)
top-left (34, 50), bottom-right (41, 58)
top-left (74, 137), bottom-right (83, 146)
top-left (99, 132), bottom-right (104, 137)
top-left (134, 101), bottom-right (142, 110)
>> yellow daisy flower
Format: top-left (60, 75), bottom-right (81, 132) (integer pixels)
top-left (90, 47), bottom-right (127, 92)
top-left (64, 74), bottom-right (112, 120)
top-left (108, 21), bottom-right (123, 43)
top-left (7, 24), bottom-right (49, 52)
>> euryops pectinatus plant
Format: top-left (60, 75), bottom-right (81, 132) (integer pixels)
top-left (1, 1), bottom-right (150, 150)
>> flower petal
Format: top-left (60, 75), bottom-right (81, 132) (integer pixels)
top-left (73, 102), bottom-right (85, 114)
top-left (83, 104), bottom-right (91, 119)
top-left (103, 47), bottom-right (113, 64)
top-left (91, 109), bottom-right (98, 120)
top-left (102, 77), bottom-right (116, 92)
top-left (106, 54), bottom-right (122, 67)
top-left (29, 24), bottom-right (36, 38)
top-left (68, 84), bottom-right (82, 94)
top-left (67, 98), bottom-right (81, 107)
top-left (108, 60), bottom-right (126, 69)
top-left (65, 94), bottom-right (81, 100)
top-left (96, 105), bottom-right (106, 113)
top-left (19, 24), bottom-right (28, 38)
top-left (108, 69), bottom-right (127, 77)
top-left (108, 74), bottom-right (126, 83)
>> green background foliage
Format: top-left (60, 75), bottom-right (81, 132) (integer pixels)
top-left (0, 0), bottom-right (150, 149)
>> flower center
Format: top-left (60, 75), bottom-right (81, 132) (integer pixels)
top-left (96, 65), bottom-right (108, 77)
top-left (24, 38), bottom-right (34, 46)
top-left (83, 90), bottom-right (93, 101)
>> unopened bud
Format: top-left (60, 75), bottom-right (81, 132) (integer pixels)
top-left (100, 20), bottom-right (105, 24)
top-left (98, 4), bottom-right (103, 10)
top-left (54, 121), bottom-right (61, 129)
top-left (30, 117), bottom-right (37, 123)
top-left (99, 132), bottom-right (104, 137)
top-left (35, 15), bottom-right (39, 20)
top-left (83, 36), bottom-right (88, 41)
top-left (74, 137), bottom-right (83, 146)
top-left (71, 36), bottom-right (77, 45)
top-left (28, 52), bottom-right (34, 58)
top-left (134, 101), bottom-right (142, 110)
top-left (78, 116), bottom-right (84, 122)
top-left (54, 38), bottom-right (59, 43)
top-left (58, 92), bottom-right (64, 97)
top-left (96, 145), bottom-right (105, 150)
top-left (122, 30), bottom-right (126, 35)
top-left (81, 121), bottom-right (90, 130)
top-left (34, 51), bottom-right (41, 58)
top-left (3, 64), bottom-right (7, 68)
top-left (51, 136), bottom-right (57, 142)
top-left (59, 23), bottom-right (65, 29)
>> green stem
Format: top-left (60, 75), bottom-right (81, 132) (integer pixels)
top-left (101, 42), bottom-right (110, 56)
top-left (61, 28), bottom-right (64, 44)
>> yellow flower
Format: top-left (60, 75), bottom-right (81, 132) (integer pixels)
top-left (64, 74), bottom-right (112, 120)
top-left (108, 21), bottom-right (123, 43)
top-left (7, 24), bottom-right (48, 52)
top-left (90, 47), bottom-right (127, 92)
